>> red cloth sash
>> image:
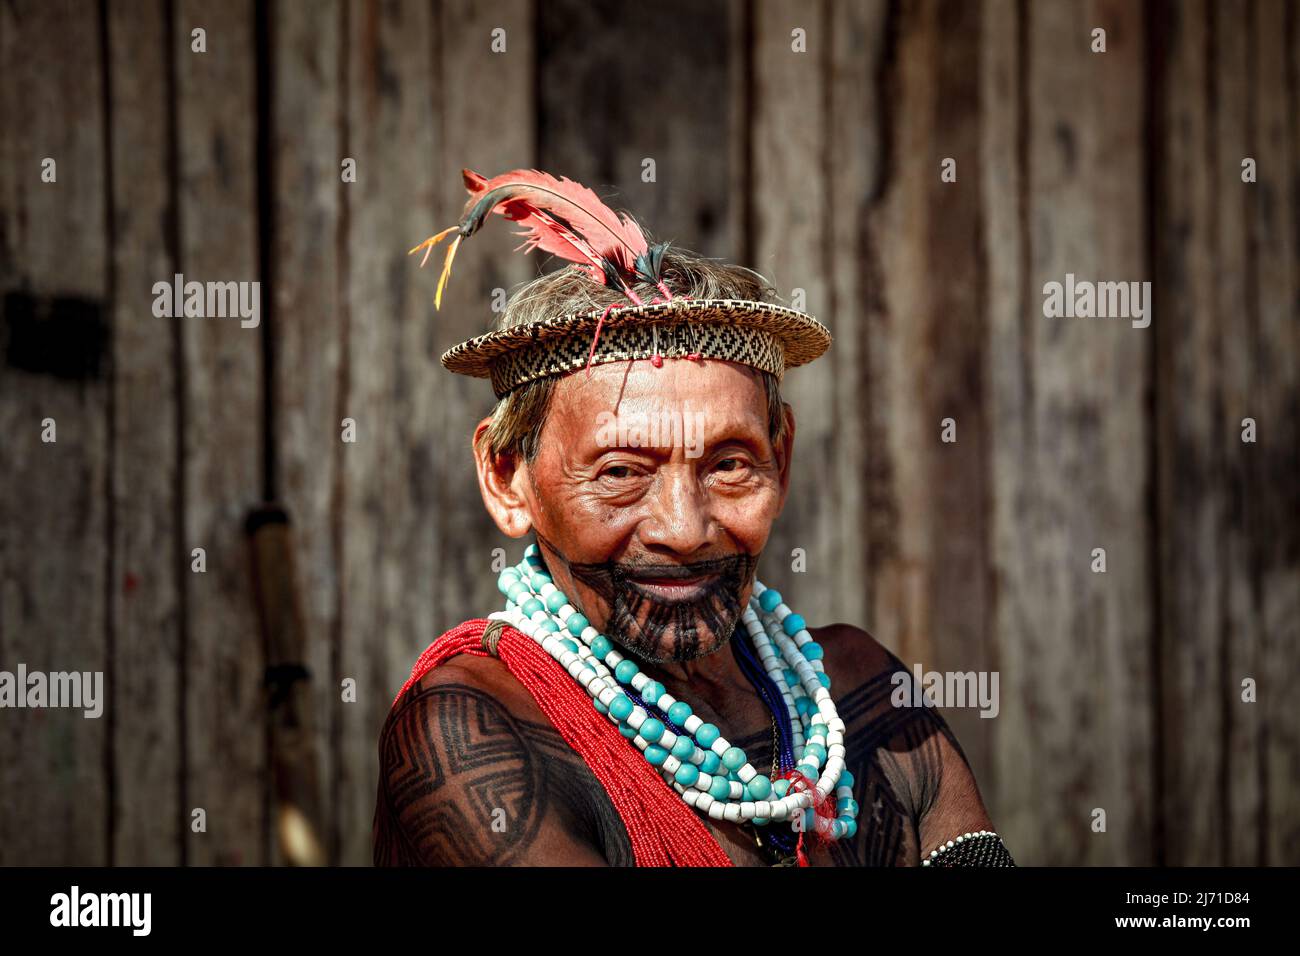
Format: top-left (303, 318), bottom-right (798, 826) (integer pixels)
top-left (388, 618), bottom-right (732, 867)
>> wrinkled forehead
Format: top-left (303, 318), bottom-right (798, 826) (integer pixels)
top-left (542, 359), bottom-right (771, 451)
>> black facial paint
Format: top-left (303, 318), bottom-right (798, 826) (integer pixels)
top-left (533, 530), bottom-right (758, 664)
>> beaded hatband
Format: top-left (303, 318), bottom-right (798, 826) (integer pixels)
top-left (485, 319), bottom-right (784, 399)
top-left (442, 297), bottom-right (830, 399)
top-left (493, 544), bottom-right (859, 848)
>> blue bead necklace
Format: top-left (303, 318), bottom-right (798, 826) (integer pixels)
top-left (493, 543), bottom-right (859, 844)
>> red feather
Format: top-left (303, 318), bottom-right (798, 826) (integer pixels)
top-left (410, 167), bottom-right (671, 311)
top-left (460, 168), bottom-right (649, 282)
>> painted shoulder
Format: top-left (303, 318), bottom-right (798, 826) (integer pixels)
top-left (807, 622), bottom-right (904, 691)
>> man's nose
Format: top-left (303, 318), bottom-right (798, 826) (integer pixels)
top-left (640, 465), bottom-right (713, 556)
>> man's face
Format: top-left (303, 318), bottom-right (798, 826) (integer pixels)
top-left (515, 360), bottom-right (792, 664)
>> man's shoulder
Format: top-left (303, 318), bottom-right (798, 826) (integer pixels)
top-left (805, 622), bottom-right (987, 836)
top-left (376, 646), bottom-right (617, 865)
top-left (807, 622), bottom-right (906, 692)
top-left (404, 650), bottom-right (514, 696)
top-left (388, 650), bottom-right (549, 741)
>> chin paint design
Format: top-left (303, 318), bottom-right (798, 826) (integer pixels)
top-left (534, 533), bottom-right (758, 664)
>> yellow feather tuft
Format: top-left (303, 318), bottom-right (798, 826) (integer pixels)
top-left (409, 226), bottom-right (458, 269)
top-left (434, 234), bottom-right (463, 311)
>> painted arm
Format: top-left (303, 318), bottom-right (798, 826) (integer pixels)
top-left (374, 670), bottom-right (616, 866)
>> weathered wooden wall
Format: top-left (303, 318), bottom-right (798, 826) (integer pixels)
top-left (0, 0), bottom-right (1295, 866)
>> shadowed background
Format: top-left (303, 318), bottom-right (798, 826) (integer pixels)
top-left (0, 0), bottom-right (1297, 866)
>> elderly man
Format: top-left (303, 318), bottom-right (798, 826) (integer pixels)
top-left (373, 169), bottom-right (1013, 867)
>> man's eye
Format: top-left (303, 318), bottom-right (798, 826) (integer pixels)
top-left (601, 464), bottom-right (635, 479)
top-left (715, 458), bottom-right (743, 472)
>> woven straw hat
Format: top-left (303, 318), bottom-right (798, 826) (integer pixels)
top-left (416, 168), bottom-right (832, 397)
top-left (442, 297), bottom-right (831, 398)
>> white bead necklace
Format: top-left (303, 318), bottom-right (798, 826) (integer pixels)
top-left (491, 545), bottom-right (859, 842)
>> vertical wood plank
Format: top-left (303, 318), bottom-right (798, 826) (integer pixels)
top-left (338, 0), bottom-right (440, 867)
top-left (1250, 0), bottom-right (1300, 865)
top-left (825, 0), bottom-right (883, 642)
top-left (924, 0), bottom-right (995, 784)
top-left (434, 0), bottom-right (533, 654)
top-left (1074, 0), bottom-right (1155, 863)
top-left (269, 0), bottom-right (341, 864)
top-left (857, 0), bottom-right (996, 786)
top-left (1153, 0), bottom-right (1222, 865)
top-left (1152, 0), bottom-right (1300, 867)
top-left (861, 0), bottom-right (934, 670)
top-left (1211, 0), bottom-right (1259, 866)
top-left (990, 0), bottom-right (1153, 865)
top-left (979, 0), bottom-right (1027, 848)
top-left (751, 0), bottom-right (836, 618)
top-left (0, 0), bottom-right (109, 865)
top-left (105, 0), bottom-right (182, 865)
top-left (1159, 0), bottom-right (1258, 868)
top-left (537, 0), bottom-right (738, 257)
top-left (174, 0), bottom-right (266, 866)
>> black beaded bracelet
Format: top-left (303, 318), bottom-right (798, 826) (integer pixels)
top-left (921, 830), bottom-right (1017, 867)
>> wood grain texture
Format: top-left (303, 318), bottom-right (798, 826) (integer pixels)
top-left (174, 0), bottom-right (266, 866)
top-left (1154, 0), bottom-right (1235, 867)
top-left (1153, 0), bottom-right (1300, 867)
top-left (269, 0), bottom-right (342, 864)
top-left (1248, 0), bottom-right (1300, 866)
top-left (824, 0), bottom-right (882, 647)
top-left (979, 0), bottom-right (1026, 858)
top-left (990, 0), bottom-right (1153, 865)
top-left (538, 0), bottom-right (739, 260)
top-left (105, 0), bottom-right (182, 866)
top-left (433, 0), bottom-right (532, 659)
top-left (750, 0), bottom-right (837, 620)
top-left (0, 0), bottom-right (109, 866)
top-left (336, 0), bottom-right (441, 867)
top-left (856, 0), bottom-right (997, 794)
top-left (0, 0), bottom-right (1295, 867)
top-left (1212, 0), bottom-right (1260, 868)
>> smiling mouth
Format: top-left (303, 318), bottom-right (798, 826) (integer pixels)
top-left (624, 571), bottom-right (721, 603)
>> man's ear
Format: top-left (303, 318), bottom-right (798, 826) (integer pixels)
top-left (472, 417), bottom-right (533, 538)
top-left (776, 402), bottom-right (796, 500)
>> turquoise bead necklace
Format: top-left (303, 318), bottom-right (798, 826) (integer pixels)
top-left (493, 544), bottom-right (859, 843)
